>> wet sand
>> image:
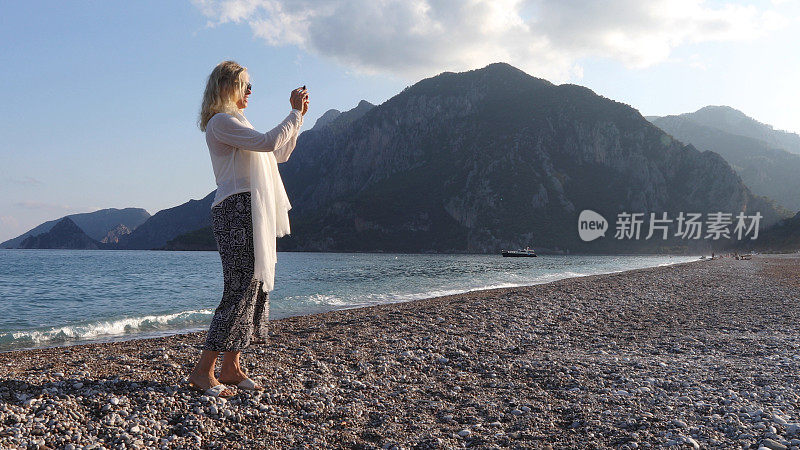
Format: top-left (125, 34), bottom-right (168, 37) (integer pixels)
top-left (1, 255), bottom-right (799, 449)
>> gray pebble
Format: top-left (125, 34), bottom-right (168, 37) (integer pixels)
top-left (760, 439), bottom-right (787, 450)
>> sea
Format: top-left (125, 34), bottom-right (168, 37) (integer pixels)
top-left (0, 250), bottom-right (699, 352)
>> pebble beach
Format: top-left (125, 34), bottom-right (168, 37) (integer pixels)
top-left (1, 255), bottom-right (799, 449)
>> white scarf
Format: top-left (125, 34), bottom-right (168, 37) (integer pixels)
top-left (233, 111), bottom-right (292, 293)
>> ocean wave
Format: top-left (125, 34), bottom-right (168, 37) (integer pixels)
top-left (303, 294), bottom-right (350, 306)
top-left (0, 309), bottom-right (213, 349)
top-left (290, 269), bottom-right (633, 311)
top-left (350, 272), bottom-right (594, 306)
top-left (317, 262), bottom-right (695, 309)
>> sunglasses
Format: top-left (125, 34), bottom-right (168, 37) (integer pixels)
top-left (239, 81), bottom-right (251, 93)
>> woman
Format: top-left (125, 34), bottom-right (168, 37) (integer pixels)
top-left (189, 60), bottom-right (309, 397)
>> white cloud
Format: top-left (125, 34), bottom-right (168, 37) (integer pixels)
top-left (193, 0), bottom-right (786, 82)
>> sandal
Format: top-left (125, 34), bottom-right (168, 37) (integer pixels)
top-left (188, 381), bottom-right (235, 398)
top-left (222, 376), bottom-right (264, 391)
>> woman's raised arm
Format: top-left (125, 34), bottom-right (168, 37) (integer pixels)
top-left (273, 116), bottom-right (303, 163)
top-left (210, 110), bottom-right (302, 153)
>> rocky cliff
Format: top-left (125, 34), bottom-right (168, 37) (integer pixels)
top-left (100, 224), bottom-right (132, 244)
top-left (275, 63), bottom-right (784, 253)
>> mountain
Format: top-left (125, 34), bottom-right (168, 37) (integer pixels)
top-left (650, 113), bottom-right (800, 212)
top-left (271, 62), bottom-right (784, 254)
top-left (19, 66), bottom-right (786, 254)
top-left (312, 100), bottom-right (375, 131)
top-left (1, 208), bottom-right (150, 249)
top-left (679, 106), bottom-right (800, 155)
top-left (18, 217), bottom-right (105, 249)
top-left (312, 109), bottom-right (342, 130)
top-left (114, 191), bottom-right (216, 250)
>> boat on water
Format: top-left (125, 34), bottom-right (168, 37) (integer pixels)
top-left (501, 247), bottom-right (538, 257)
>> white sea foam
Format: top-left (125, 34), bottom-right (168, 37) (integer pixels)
top-left (337, 272), bottom-right (594, 308)
top-left (316, 259), bottom-right (696, 311)
top-left (304, 294), bottom-right (350, 306)
top-left (0, 309), bottom-right (213, 348)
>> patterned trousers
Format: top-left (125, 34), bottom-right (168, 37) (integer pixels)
top-left (203, 191), bottom-right (270, 352)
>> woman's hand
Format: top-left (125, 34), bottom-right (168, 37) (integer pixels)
top-left (290, 87), bottom-right (307, 112)
top-left (301, 91), bottom-right (309, 116)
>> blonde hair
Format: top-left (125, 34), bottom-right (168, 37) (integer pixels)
top-left (198, 60), bottom-right (249, 132)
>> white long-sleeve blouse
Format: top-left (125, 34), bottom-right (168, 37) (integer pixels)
top-left (205, 109), bottom-right (304, 208)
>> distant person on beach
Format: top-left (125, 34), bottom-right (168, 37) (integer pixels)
top-left (189, 60), bottom-right (309, 397)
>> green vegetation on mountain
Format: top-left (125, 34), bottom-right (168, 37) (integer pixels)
top-left (161, 225), bottom-right (216, 251)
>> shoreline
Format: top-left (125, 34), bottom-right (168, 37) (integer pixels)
top-left (1, 255), bottom-right (798, 449)
top-left (1, 248), bottom-right (715, 255)
top-left (0, 255), bottom-right (701, 354)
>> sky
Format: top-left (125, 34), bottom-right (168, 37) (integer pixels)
top-left (1, 0), bottom-right (798, 243)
